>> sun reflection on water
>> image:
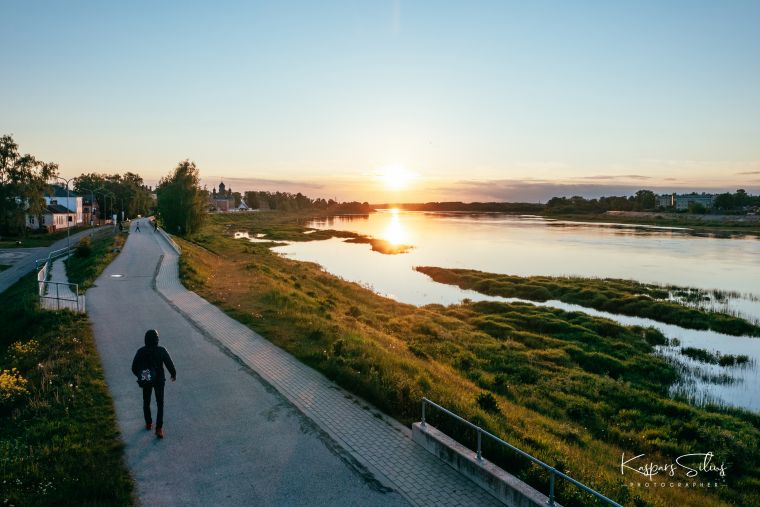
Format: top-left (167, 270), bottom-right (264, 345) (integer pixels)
top-left (383, 208), bottom-right (407, 245)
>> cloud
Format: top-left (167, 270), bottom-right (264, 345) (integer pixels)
top-left (736, 171), bottom-right (760, 175)
top-left (572, 174), bottom-right (652, 181)
top-left (427, 179), bottom-right (760, 203)
top-left (202, 176), bottom-right (324, 192)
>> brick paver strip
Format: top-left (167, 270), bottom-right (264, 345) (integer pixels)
top-left (152, 228), bottom-right (501, 507)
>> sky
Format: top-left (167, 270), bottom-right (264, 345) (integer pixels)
top-left (2, 1), bottom-right (760, 202)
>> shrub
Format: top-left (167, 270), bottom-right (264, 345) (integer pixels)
top-left (476, 391), bottom-right (500, 413)
top-left (76, 236), bottom-right (92, 257)
top-left (0, 368), bottom-right (30, 411)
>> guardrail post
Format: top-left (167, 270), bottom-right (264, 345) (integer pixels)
top-left (547, 470), bottom-right (555, 506)
top-left (421, 399), bottom-right (426, 427)
top-left (476, 428), bottom-right (483, 462)
top-left (56, 283), bottom-right (60, 310)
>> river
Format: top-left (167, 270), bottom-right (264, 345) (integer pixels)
top-left (241, 210), bottom-right (760, 412)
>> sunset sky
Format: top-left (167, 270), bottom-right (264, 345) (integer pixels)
top-left (2, 1), bottom-right (759, 202)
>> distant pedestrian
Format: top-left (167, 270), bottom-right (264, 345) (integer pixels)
top-left (131, 329), bottom-right (176, 439)
top-left (153, 220), bottom-right (158, 232)
top-left (135, 222), bottom-right (141, 233)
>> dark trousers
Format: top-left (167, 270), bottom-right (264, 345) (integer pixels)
top-left (142, 382), bottom-right (165, 428)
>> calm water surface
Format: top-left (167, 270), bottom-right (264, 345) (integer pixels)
top-left (250, 211), bottom-right (760, 412)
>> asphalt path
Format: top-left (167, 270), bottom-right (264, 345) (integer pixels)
top-left (87, 220), bottom-right (408, 506)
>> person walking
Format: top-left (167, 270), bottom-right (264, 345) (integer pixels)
top-left (131, 329), bottom-right (176, 438)
top-left (135, 221), bottom-right (141, 233)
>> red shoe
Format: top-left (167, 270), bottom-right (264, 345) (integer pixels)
top-left (146, 423), bottom-right (152, 431)
top-left (155, 428), bottom-right (164, 439)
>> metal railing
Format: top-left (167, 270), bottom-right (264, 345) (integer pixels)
top-left (420, 398), bottom-right (622, 507)
top-left (34, 246), bottom-right (73, 271)
top-left (35, 248), bottom-right (84, 313)
top-left (38, 280), bottom-right (83, 312)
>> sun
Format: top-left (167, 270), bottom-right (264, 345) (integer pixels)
top-left (377, 164), bottom-right (415, 191)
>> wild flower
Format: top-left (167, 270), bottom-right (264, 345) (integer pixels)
top-left (0, 368), bottom-right (30, 408)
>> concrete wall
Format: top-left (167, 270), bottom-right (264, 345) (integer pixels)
top-left (412, 423), bottom-right (561, 507)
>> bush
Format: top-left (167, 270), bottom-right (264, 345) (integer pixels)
top-left (476, 391), bottom-right (500, 413)
top-left (0, 368), bottom-right (30, 411)
top-left (76, 236), bottom-right (92, 257)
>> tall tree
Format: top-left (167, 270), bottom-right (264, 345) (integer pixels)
top-left (0, 135), bottom-right (58, 235)
top-left (156, 160), bottom-right (205, 235)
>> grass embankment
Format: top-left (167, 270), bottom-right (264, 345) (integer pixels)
top-left (0, 232), bottom-right (133, 506)
top-left (65, 232), bottom-right (126, 290)
top-left (416, 267), bottom-right (760, 337)
top-left (175, 212), bottom-right (760, 507)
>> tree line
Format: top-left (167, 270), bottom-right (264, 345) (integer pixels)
top-left (1, 135), bottom-right (154, 236)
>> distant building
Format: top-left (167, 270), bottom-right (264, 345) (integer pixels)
top-left (25, 184), bottom-right (83, 231)
top-left (27, 204), bottom-right (78, 231)
top-left (674, 193), bottom-right (715, 211)
top-left (209, 181), bottom-right (235, 212)
top-left (656, 192), bottom-right (716, 210)
top-left (45, 184), bottom-right (83, 224)
top-left (656, 193), bottom-right (675, 208)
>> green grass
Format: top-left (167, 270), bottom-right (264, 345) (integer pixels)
top-left (0, 239), bottom-right (133, 505)
top-left (416, 266), bottom-right (760, 336)
top-left (65, 232), bottom-right (126, 290)
top-left (0, 226), bottom-right (96, 249)
top-left (174, 212), bottom-right (760, 507)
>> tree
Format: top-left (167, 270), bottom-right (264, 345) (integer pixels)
top-left (156, 160), bottom-right (205, 235)
top-left (633, 190), bottom-right (656, 211)
top-left (0, 135), bottom-right (58, 235)
top-left (713, 193), bottom-right (734, 211)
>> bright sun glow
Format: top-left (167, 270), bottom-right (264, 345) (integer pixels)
top-left (377, 164), bottom-right (415, 191)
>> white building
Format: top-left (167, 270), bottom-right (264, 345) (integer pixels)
top-left (674, 193), bottom-right (715, 211)
top-left (656, 194), bottom-right (674, 208)
top-left (26, 204), bottom-right (78, 231)
top-left (45, 185), bottom-right (83, 224)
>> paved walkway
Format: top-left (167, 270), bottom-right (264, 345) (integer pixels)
top-left (149, 222), bottom-right (500, 507)
top-left (87, 220), bottom-right (410, 506)
top-left (40, 256), bottom-right (85, 312)
top-left (0, 226), bottom-right (109, 295)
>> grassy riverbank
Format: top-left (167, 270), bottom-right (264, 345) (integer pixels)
top-left (542, 211), bottom-right (760, 237)
top-left (176, 212), bottom-right (760, 507)
top-left (415, 267), bottom-right (760, 336)
top-left (0, 234), bottom-right (133, 505)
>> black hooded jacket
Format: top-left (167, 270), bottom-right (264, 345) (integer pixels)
top-left (131, 333), bottom-right (176, 383)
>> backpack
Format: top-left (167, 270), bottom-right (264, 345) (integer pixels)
top-left (136, 347), bottom-right (160, 388)
top-left (137, 367), bottom-right (158, 388)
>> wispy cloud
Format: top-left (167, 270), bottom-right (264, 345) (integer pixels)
top-left (426, 179), bottom-right (760, 203)
top-left (572, 174), bottom-right (652, 181)
top-left (736, 171), bottom-right (760, 175)
top-left (202, 176), bottom-right (324, 192)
